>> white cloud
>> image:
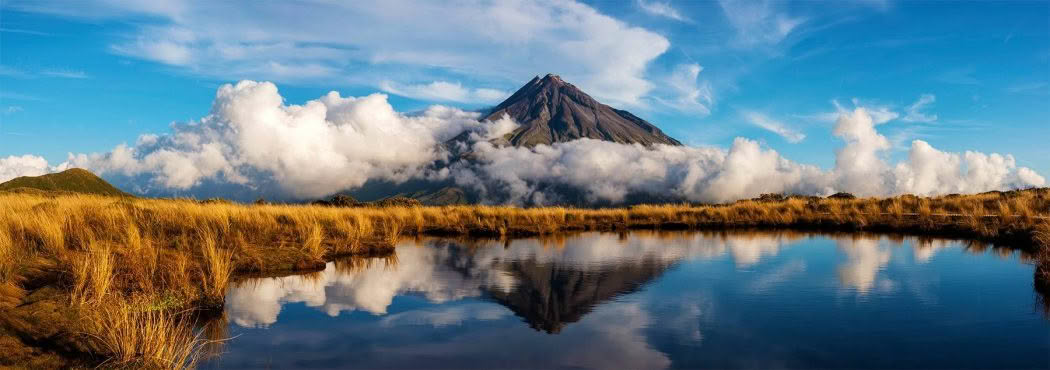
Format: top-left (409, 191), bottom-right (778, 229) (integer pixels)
top-left (805, 98), bottom-right (899, 125)
top-left (831, 107), bottom-right (893, 195)
top-left (451, 105), bottom-right (1043, 204)
top-left (1005, 81), bottom-right (1048, 94)
top-left (742, 111), bottom-right (805, 143)
top-left (846, 98), bottom-right (899, 124)
top-left (718, 0), bottom-right (806, 48)
top-left (892, 140), bottom-right (1045, 194)
top-left (0, 66), bottom-right (29, 78)
top-left (14, 0), bottom-right (669, 106)
top-left (0, 155), bottom-right (52, 183)
top-left (637, 0), bottom-right (688, 22)
top-left (449, 137), bottom-right (828, 204)
top-left (657, 63), bottom-right (713, 115)
top-left (62, 80), bottom-right (486, 199)
top-left (40, 69), bottom-right (89, 79)
top-left (901, 94), bottom-right (937, 123)
top-left (3, 106), bottom-right (23, 114)
top-left (380, 80), bottom-right (507, 104)
top-left (0, 27), bottom-right (50, 36)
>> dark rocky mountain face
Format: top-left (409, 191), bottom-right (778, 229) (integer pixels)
top-left (483, 258), bottom-right (673, 334)
top-left (482, 74), bottom-right (682, 147)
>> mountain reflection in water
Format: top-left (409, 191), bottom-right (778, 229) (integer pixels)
top-left (214, 231), bottom-right (1050, 369)
top-left (226, 231), bottom-right (806, 330)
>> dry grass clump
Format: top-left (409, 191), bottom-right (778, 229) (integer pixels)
top-left (84, 298), bottom-right (212, 370)
top-left (68, 242), bottom-right (114, 305)
top-left (200, 237), bottom-right (235, 305)
top-left (1035, 221), bottom-right (1050, 283)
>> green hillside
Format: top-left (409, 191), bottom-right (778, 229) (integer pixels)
top-left (0, 168), bottom-right (129, 197)
top-left (398, 187), bottom-right (471, 205)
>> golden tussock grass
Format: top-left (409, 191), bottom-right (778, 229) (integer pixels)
top-left (69, 242), bottom-right (114, 306)
top-left (200, 237), bottom-right (235, 305)
top-left (83, 298), bottom-right (214, 370)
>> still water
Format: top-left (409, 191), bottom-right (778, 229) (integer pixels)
top-left (206, 231), bottom-right (1050, 369)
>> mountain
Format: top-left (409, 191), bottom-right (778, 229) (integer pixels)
top-left (481, 74), bottom-right (681, 147)
top-left (0, 168), bottom-right (129, 197)
top-left (394, 187), bottom-right (472, 206)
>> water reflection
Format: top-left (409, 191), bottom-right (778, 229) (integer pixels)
top-left (216, 231), bottom-right (1050, 369)
top-left (226, 231), bottom-right (806, 331)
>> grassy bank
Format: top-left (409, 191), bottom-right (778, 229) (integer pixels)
top-left (1, 189), bottom-right (1049, 367)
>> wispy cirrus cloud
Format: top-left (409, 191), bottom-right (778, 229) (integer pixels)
top-left (901, 94), bottom-right (937, 123)
top-left (637, 0), bottom-right (689, 22)
top-left (41, 69), bottom-right (89, 79)
top-left (654, 63), bottom-right (713, 115)
top-left (0, 66), bottom-right (89, 79)
top-left (0, 91), bottom-right (45, 101)
top-left (380, 80), bottom-right (507, 104)
top-left (0, 65), bottom-right (29, 78)
top-left (0, 27), bottom-right (50, 36)
top-left (742, 111), bottom-right (805, 143)
top-left (1005, 81), bottom-right (1048, 94)
top-left (718, 0), bottom-right (806, 48)
top-left (800, 98), bottom-right (898, 125)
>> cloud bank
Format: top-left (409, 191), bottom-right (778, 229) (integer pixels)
top-left (3, 81), bottom-right (1043, 204)
top-left (63, 81), bottom-right (485, 198)
top-left (0, 155), bottom-right (53, 183)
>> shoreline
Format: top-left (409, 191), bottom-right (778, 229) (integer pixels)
top-left (1, 190), bottom-right (1048, 367)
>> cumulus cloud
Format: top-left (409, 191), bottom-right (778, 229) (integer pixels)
top-left (742, 111), bottom-right (805, 143)
top-left (805, 99), bottom-right (899, 125)
top-left (380, 80), bottom-right (507, 103)
top-left (62, 81), bottom-right (485, 199)
top-left (0, 154), bottom-right (53, 182)
top-left (901, 94), bottom-right (937, 123)
top-left (637, 0), bottom-right (688, 22)
top-left (13, 0), bottom-right (669, 106)
top-left (449, 104), bottom-right (1042, 204)
top-left (448, 137), bottom-right (827, 204)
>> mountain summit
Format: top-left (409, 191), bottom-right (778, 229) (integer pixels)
top-left (482, 74), bottom-right (682, 147)
top-left (0, 168), bottom-right (129, 197)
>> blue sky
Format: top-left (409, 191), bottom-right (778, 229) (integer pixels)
top-left (0, 0), bottom-right (1047, 198)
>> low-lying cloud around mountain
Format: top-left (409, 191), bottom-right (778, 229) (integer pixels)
top-left (3, 81), bottom-right (1044, 204)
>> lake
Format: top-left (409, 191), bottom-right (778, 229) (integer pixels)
top-left (205, 231), bottom-right (1050, 369)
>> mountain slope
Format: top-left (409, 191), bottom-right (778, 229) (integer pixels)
top-left (0, 168), bottom-right (129, 196)
top-left (395, 187), bottom-right (471, 206)
top-left (482, 74), bottom-right (681, 147)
